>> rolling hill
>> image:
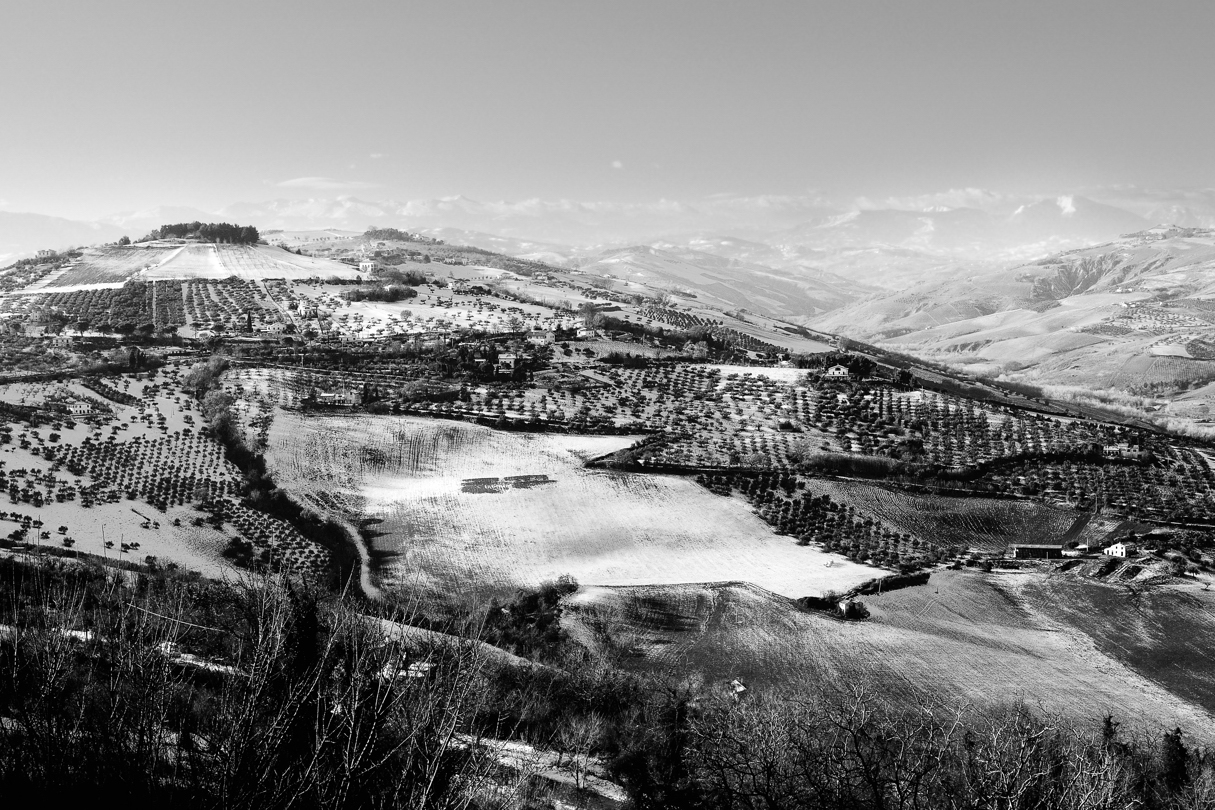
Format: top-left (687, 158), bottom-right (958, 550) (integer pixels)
top-left (813, 227), bottom-right (1215, 394)
top-left (33, 242), bottom-right (360, 288)
top-left (562, 570), bottom-right (1215, 737)
top-left (573, 243), bottom-right (875, 317)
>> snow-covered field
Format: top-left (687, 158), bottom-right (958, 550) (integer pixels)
top-left (266, 413), bottom-right (881, 596)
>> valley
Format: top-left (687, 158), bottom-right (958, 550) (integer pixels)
top-left (5, 222), bottom-right (1215, 806)
top-left (12, 4), bottom-right (1215, 805)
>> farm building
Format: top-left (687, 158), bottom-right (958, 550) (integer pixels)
top-left (527, 329), bottom-right (556, 346)
top-left (66, 402), bottom-right (96, 416)
top-left (358, 260), bottom-right (376, 274)
top-left (36, 249), bottom-right (55, 259)
top-left (496, 353), bottom-right (522, 375)
top-left (1101, 443), bottom-right (1152, 461)
top-left (1009, 543), bottom-right (1064, 559)
top-left (825, 364), bottom-right (851, 379)
top-left (1104, 542), bottom-right (1138, 558)
top-left (315, 389), bottom-right (362, 407)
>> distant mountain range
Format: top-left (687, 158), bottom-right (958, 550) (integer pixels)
top-left (0, 212), bottom-right (125, 263)
top-left (6, 190), bottom-right (1215, 324)
top-left (810, 226), bottom-right (1215, 390)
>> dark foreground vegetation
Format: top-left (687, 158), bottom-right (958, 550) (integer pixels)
top-left (2, 556), bottom-right (1212, 810)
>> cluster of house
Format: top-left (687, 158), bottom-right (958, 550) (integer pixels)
top-left (1008, 539), bottom-right (1144, 560)
top-left (1095, 442), bottom-right (1152, 461)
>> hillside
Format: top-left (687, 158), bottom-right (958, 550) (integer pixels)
top-left (25, 242), bottom-right (361, 289)
top-left (771, 196), bottom-right (1148, 262)
top-left (573, 244), bottom-right (875, 317)
top-left (4, 241), bottom-right (1215, 796)
top-left (263, 413), bottom-right (883, 598)
top-left (562, 569), bottom-right (1215, 735)
top-left (814, 227), bottom-right (1215, 397)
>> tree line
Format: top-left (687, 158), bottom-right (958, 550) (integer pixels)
top-left (146, 221), bottom-right (261, 244)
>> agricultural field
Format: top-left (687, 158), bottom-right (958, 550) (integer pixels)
top-left (233, 341), bottom-right (1215, 529)
top-left (182, 278), bottom-right (285, 331)
top-left (807, 479), bottom-right (1122, 553)
top-left (562, 570), bottom-right (1215, 737)
top-left (264, 413), bottom-right (883, 597)
top-left (0, 365), bottom-right (328, 576)
top-left (1017, 575), bottom-right (1215, 715)
top-left (692, 473), bottom-right (1121, 567)
top-left (6, 227), bottom-right (1215, 758)
top-left (34, 245), bottom-right (180, 288)
top-left (6, 243), bottom-right (362, 289)
top-left (140, 244), bottom-right (226, 279)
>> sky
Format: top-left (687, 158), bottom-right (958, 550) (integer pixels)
top-left (2, 0), bottom-right (1214, 220)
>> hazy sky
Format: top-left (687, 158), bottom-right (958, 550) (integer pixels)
top-left (3, 0), bottom-right (1213, 219)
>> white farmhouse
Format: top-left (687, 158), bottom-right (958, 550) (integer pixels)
top-left (825, 364), bottom-right (851, 379)
top-left (527, 328), bottom-right (556, 346)
top-left (1104, 542), bottom-right (1138, 558)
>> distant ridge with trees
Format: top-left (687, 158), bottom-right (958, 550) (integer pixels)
top-left (142, 221), bottom-right (261, 244)
top-left (363, 227), bottom-right (442, 245)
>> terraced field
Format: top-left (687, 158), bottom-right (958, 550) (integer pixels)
top-left (808, 479), bottom-right (1121, 552)
top-left (21, 243), bottom-right (362, 286)
top-left (264, 413), bottom-right (883, 596)
top-left (43, 245), bottom-right (179, 287)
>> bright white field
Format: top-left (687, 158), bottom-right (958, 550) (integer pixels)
top-left (707, 364), bottom-right (806, 383)
top-left (265, 414), bottom-right (881, 596)
top-left (324, 286), bottom-right (578, 339)
top-left (142, 244), bottom-right (360, 281)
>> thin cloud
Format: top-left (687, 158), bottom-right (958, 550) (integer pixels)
top-left (611, 160), bottom-right (624, 170)
top-left (369, 153), bottom-right (384, 159)
top-left (276, 176), bottom-right (378, 191)
top-left (853, 188), bottom-right (1005, 212)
